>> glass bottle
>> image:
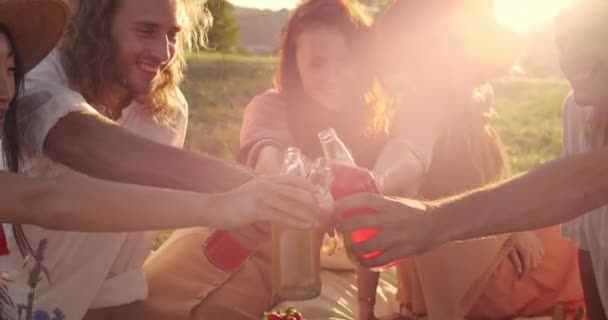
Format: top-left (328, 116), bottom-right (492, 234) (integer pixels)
top-left (318, 128), bottom-right (400, 271)
top-left (272, 148), bottom-right (322, 300)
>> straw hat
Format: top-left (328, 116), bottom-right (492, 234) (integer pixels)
top-left (0, 0), bottom-right (69, 73)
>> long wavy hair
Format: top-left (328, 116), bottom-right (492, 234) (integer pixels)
top-left (60, 0), bottom-right (211, 124)
top-left (0, 25), bottom-right (21, 175)
top-left (374, 0), bottom-right (512, 199)
top-left (274, 0), bottom-right (389, 168)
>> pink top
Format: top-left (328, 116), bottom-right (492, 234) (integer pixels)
top-left (239, 90), bottom-right (294, 167)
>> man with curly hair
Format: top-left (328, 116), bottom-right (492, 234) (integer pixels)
top-left (12, 0), bottom-right (311, 319)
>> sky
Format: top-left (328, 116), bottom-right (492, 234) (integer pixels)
top-left (227, 0), bottom-right (578, 33)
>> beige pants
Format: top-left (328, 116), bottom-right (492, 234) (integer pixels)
top-left (98, 228), bottom-right (275, 320)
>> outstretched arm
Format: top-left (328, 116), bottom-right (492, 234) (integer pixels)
top-left (45, 112), bottom-right (254, 193)
top-left (336, 147), bottom-right (608, 268)
top-left (1, 169), bottom-right (319, 232)
top-left (443, 147), bottom-right (608, 240)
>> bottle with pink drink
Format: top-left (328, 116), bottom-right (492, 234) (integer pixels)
top-left (202, 227), bottom-right (258, 273)
top-left (318, 128), bottom-right (400, 271)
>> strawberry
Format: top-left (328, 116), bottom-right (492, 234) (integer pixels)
top-left (265, 307), bottom-right (303, 320)
top-left (266, 313), bottom-right (283, 320)
top-left (263, 311), bottom-right (283, 320)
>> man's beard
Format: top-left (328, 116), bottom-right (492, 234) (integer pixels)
top-left (107, 62), bottom-right (139, 97)
top-left (115, 72), bottom-right (138, 96)
top-left (119, 73), bottom-right (159, 98)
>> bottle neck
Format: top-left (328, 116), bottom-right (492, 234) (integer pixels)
top-left (320, 138), bottom-right (356, 167)
top-left (284, 148), bottom-right (301, 161)
top-left (282, 148), bottom-right (305, 176)
top-left (309, 159), bottom-right (332, 189)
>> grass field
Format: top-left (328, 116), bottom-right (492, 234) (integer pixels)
top-left (183, 53), bottom-right (570, 172)
top-left (492, 77), bottom-right (570, 173)
top-left (154, 54), bottom-right (572, 248)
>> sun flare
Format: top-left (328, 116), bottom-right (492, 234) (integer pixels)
top-left (494, 0), bottom-right (578, 33)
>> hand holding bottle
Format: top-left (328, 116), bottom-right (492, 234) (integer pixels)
top-left (224, 174), bottom-right (321, 230)
top-left (204, 169), bottom-right (320, 274)
top-left (318, 128), bottom-right (400, 271)
top-left (272, 148), bottom-right (324, 300)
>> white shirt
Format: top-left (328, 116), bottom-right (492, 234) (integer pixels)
top-left (561, 93), bottom-right (608, 315)
top-left (0, 49), bottom-right (188, 320)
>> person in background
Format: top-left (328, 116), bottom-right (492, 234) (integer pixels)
top-left (558, 1), bottom-right (608, 318)
top-left (336, 1), bottom-right (608, 319)
top-left (355, 1), bottom-right (582, 319)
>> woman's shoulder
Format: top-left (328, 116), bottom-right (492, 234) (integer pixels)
top-left (246, 89), bottom-right (286, 109)
top-left (243, 89), bottom-right (288, 120)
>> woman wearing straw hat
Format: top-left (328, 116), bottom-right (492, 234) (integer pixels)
top-left (0, 0), bottom-right (319, 317)
top-left (347, 0), bottom-right (584, 319)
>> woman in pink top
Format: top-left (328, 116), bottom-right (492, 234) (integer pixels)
top-left (239, 1), bottom-right (397, 318)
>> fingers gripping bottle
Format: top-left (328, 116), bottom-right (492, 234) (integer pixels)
top-left (318, 128), bottom-right (399, 271)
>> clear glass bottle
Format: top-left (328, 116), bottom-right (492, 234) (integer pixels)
top-left (308, 157), bottom-right (342, 258)
top-left (272, 148), bottom-right (322, 300)
top-left (308, 157), bottom-right (334, 216)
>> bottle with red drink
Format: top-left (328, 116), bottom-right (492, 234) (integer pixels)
top-left (272, 148), bottom-right (322, 301)
top-left (202, 227), bottom-right (258, 273)
top-left (318, 128), bottom-right (400, 271)
top-left (203, 171), bottom-right (264, 272)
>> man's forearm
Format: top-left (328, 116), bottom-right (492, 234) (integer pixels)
top-left (45, 112), bottom-right (254, 193)
top-left (26, 171), bottom-right (223, 231)
top-left (439, 147), bottom-right (608, 241)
